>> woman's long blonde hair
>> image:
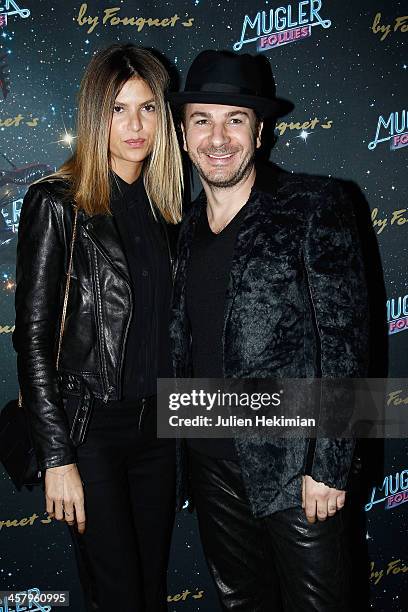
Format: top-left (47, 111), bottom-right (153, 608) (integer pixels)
top-left (52, 44), bottom-right (183, 223)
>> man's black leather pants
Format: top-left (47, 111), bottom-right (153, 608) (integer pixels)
top-left (189, 449), bottom-right (352, 611)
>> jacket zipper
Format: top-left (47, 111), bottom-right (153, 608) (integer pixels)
top-left (138, 398), bottom-right (146, 430)
top-left (90, 244), bottom-right (111, 401)
top-left (103, 386), bottom-right (114, 403)
top-left (117, 280), bottom-right (133, 399)
top-left (84, 228), bottom-right (133, 402)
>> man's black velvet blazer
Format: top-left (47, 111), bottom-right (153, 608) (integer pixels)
top-left (170, 164), bottom-right (369, 517)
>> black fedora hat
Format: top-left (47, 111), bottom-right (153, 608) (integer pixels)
top-left (167, 50), bottom-right (294, 118)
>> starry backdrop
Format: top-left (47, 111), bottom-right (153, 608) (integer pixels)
top-left (0, 0), bottom-right (407, 610)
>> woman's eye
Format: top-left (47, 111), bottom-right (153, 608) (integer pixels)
top-left (230, 118), bottom-right (242, 124)
top-left (143, 103), bottom-right (156, 112)
top-left (113, 105), bottom-right (124, 114)
top-left (195, 119), bottom-right (208, 125)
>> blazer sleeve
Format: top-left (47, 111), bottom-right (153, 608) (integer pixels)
top-left (302, 179), bottom-right (369, 489)
top-left (12, 184), bottom-right (76, 471)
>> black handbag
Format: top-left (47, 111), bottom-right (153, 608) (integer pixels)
top-left (0, 396), bottom-right (41, 488)
top-left (0, 205), bottom-right (79, 490)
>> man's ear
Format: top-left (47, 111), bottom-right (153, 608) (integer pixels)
top-left (256, 121), bottom-right (264, 149)
top-left (180, 122), bottom-right (188, 152)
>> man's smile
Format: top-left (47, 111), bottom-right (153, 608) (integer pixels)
top-left (204, 151), bottom-right (237, 165)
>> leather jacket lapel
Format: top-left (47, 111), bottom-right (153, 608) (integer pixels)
top-left (82, 215), bottom-right (131, 286)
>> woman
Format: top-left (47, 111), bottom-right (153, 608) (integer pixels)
top-left (13, 44), bottom-right (183, 611)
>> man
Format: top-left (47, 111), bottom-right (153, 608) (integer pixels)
top-left (168, 50), bottom-right (368, 611)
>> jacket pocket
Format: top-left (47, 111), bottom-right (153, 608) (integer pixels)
top-left (62, 392), bottom-right (94, 447)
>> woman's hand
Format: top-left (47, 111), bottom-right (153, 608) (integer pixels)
top-left (45, 463), bottom-right (86, 533)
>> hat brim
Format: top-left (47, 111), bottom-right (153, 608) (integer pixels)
top-left (166, 91), bottom-right (294, 118)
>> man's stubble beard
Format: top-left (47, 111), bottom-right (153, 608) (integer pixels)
top-left (190, 147), bottom-right (256, 189)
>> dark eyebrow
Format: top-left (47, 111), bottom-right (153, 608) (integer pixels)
top-left (114, 98), bottom-right (156, 108)
top-left (140, 98), bottom-right (155, 107)
top-left (226, 110), bottom-right (249, 118)
top-left (189, 110), bottom-right (249, 119)
top-left (189, 111), bottom-right (211, 118)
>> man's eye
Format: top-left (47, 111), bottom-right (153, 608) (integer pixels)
top-left (230, 118), bottom-right (242, 124)
top-left (195, 119), bottom-right (208, 125)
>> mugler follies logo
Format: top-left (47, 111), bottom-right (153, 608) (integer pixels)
top-left (0, 0), bottom-right (30, 28)
top-left (368, 110), bottom-right (408, 151)
top-left (233, 0), bottom-right (331, 52)
top-left (387, 295), bottom-right (408, 335)
top-left (365, 468), bottom-right (408, 512)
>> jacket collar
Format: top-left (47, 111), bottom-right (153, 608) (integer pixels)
top-left (81, 173), bottom-right (134, 286)
top-left (82, 214), bottom-right (131, 286)
top-left (253, 160), bottom-right (282, 197)
top-left (81, 171), bottom-right (154, 286)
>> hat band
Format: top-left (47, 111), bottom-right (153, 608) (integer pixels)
top-left (190, 82), bottom-right (259, 96)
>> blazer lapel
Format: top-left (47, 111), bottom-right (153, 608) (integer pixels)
top-left (223, 190), bottom-right (266, 333)
top-left (222, 166), bottom-right (281, 354)
top-left (177, 198), bottom-right (203, 276)
top-left (171, 196), bottom-right (204, 375)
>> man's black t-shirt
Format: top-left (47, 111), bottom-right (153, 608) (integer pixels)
top-left (186, 203), bottom-right (248, 459)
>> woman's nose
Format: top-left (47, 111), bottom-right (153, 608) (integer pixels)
top-left (129, 111), bottom-right (142, 132)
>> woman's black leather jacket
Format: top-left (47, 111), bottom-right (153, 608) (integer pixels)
top-left (12, 179), bottom-right (175, 471)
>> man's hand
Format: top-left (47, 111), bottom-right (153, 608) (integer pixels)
top-left (302, 475), bottom-right (345, 524)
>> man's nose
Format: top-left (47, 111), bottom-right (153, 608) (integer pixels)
top-left (209, 122), bottom-right (230, 147)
